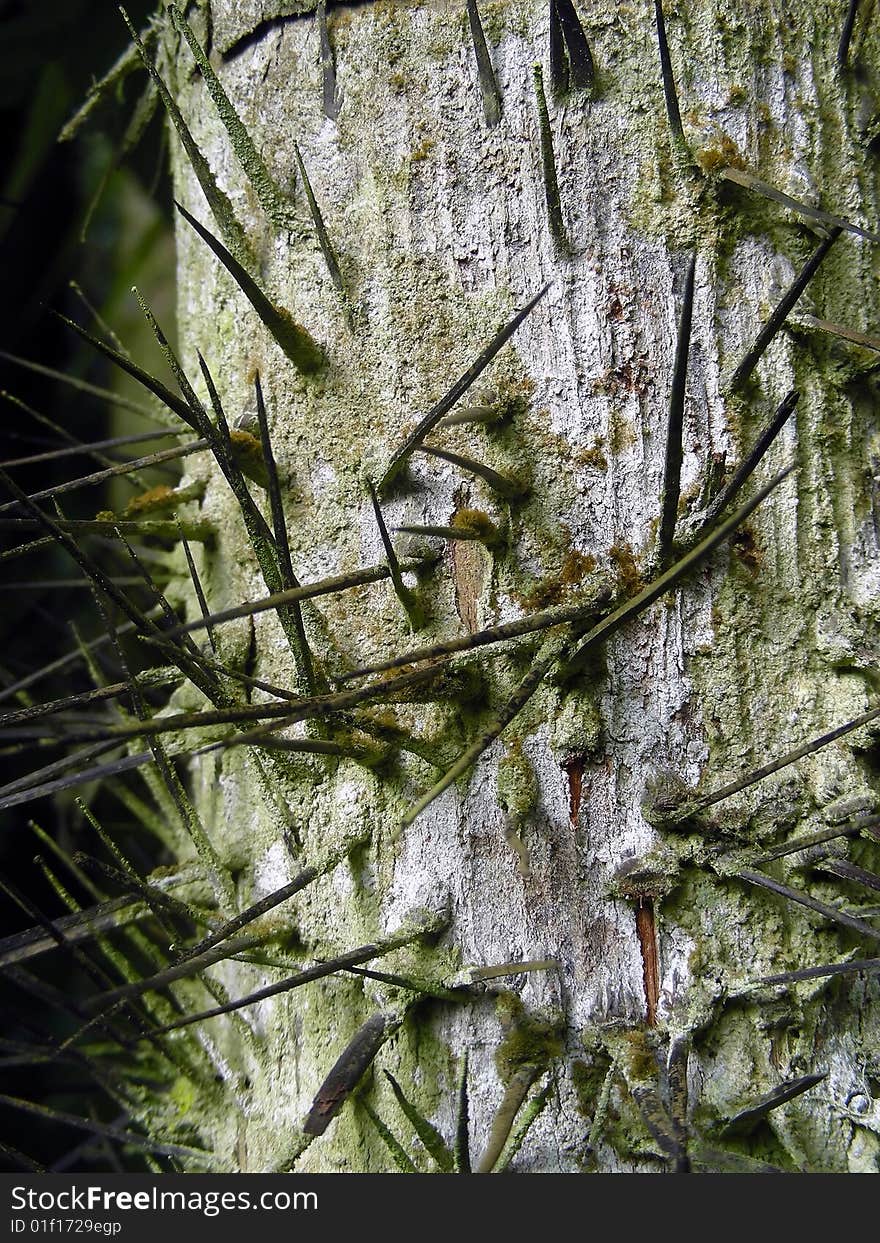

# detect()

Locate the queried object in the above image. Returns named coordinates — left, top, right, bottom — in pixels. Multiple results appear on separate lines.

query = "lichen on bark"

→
left=139, top=0, right=880, bottom=1171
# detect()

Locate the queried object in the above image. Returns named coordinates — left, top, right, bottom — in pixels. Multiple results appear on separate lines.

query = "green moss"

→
left=494, top=993, right=565, bottom=1083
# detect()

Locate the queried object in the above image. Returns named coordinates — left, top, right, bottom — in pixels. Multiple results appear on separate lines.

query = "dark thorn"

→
left=533, top=64, right=567, bottom=254
left=178, top=526, right=216, bottom=653
left=379, top=284, right=549, bottom=490
left=658, top=253, right=696, bottom=568
left=693, top=704, right=880, bottom=813
left=149, top=556, right=434, bottom=643
left=0, top=1094, right=214, bottom=1163
left=0, top=437, right=208, bottom=514
left=253, top=373, right=317, bottom=692
left=466, top=0, right=502, bottom=127
left=338, top=585, right=608, bottom=683
left=0, top=351, right=158, bottom=422
left=50, top=311, right=200, bottom=431
left=817, top=858, right=880, bottom=895
left=303, top=1013, right=393, bottom=1136
left=554, top=0, right=595, bottom=93
left=758, top=957, right=880, bottom=986
left=0, top=894, right=142, bottom=967
left=456, top=1052, right=471, bottom=1174
left=721, top=1073, right=826, bottom=1135
left=729, top=229, right=841, bottom=392
left=701, top=389, right=798, bottom=529
left=418, top=443, right=528, bottom=499
left=654, top=0, right=687, bottom=155
left=293, top=144, right=346, bottom=299
left=367, top=478, right=422, bottom=626
left=718, top=167, right=880, bottom=244
left=175, top=201, right=325, bottom=374
left=837, top=0, right=861, bottom=68
left=316, top=0, right=341, bottom=119
left=736, top=868, right=880, bottom=944
left=549, top=0, right=569, bottom=96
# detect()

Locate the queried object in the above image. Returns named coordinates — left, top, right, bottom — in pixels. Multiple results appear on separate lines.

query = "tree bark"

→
left=154, top=0, right=880, bottom=1172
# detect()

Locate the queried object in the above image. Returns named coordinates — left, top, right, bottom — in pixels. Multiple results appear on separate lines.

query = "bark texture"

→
left=149, top=0, right=880, bottom=1171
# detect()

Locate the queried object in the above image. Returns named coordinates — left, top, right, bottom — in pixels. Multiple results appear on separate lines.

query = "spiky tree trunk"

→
left=137, top=0, right=880, bottom=1171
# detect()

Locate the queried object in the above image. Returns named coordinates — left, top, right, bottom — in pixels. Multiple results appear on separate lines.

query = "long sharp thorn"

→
left=736, top=868, right=880, bottom=943
left=338, top=585, right=608, bottom=683
left=730, top=229, right=841, bottom=391
left=837, top=0, right=861, bottom=68
left=418, top=443, right=528, bottom=500
left=155, top=556, right=434, bottom=642
left=379, top=284, right=549, bottom=490
left=293, top=143, right=347, bottom=301
left=168, top=5, right=294, bottom=229
left=120, top=4, right=253, bottom=268
left=175, top=201, right=325, bottom=374
left=253, top=373, right=317, bottom=692
left=758, top=957, right=880, bottom=986
left=722, top=1074, right=826, bottom=1135
left=177, top=835, right=364, bottom=961
left=554, top=0, right=595, bottom=93
left=456, top=1052, right=471, bottom=1173
left=816, top=858, right=880, bottom=895
left=719, top=167, right=880, bottom=244
left=0, top=894, right=141, bottom=967
left=119, top=924, right=437, bottom=1036
left=50, top=310, right=200, bottom=431
left=533, top=64, right=567, bottom=254
left=693, top=703, right=880, bottom=812
left=565, top=465, right=796, bottom=672
left=178, top=526, right=216, bottom=653
left=367, top=478, right=422, bottom=627
left=466, top=0, right=502, bottom=126
left=799, top=314, right=880, bottom=355
left=654, top=0, right=687, bottom=156
left=701, top=389, right=798, bottom=529
left=658, top=254, right=696, bottom=568
left=304, top=1013, right=397, bottom=1136
left=0, top=428, right=190, bottom=470
left=549, top=0, right=569, bottom=96
left=316, top=0, right=341, bottom=119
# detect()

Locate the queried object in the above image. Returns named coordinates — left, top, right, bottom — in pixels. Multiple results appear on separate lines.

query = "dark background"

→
left=0, top=0, right=175, bottom=1170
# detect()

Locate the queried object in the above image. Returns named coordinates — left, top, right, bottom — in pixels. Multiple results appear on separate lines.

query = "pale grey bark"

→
left=153, top=0, right=880, bottom=1171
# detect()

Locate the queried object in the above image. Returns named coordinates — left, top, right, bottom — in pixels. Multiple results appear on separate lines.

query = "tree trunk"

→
left=147, top=0, right=880, bottom=1172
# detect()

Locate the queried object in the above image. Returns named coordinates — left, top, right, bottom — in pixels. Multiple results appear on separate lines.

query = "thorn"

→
left=418, top=443, right=529, bottom=500
left=0, top=351, right=158, bottom=423
left=721, top=1073, right=826, bottom=1135
left=50, top=310, right=200, bottom=431
left=532, top=64, right=567, bottom=254
left=292, top=143, right=348, bottom=304
left=735, top=868, right=880, bottom=944
left=379, top=284, right=549, bottom=491
left=729, top=229, right=841, bottom=392
left=367, top=479, right=424, bottom=628
left=837, top=0, right=861, bottom=69
left=718, top=167, right=880, bottom=245
left=653, top=0, right=688, bottom=158
left=120, top=5, right=253, bottom=268
left=178, top=526, right=216, bottom=652
left=169, top=5, right=295, bottom=230
left=758, top=956, right=880, bottom=986
left=466, top=0, right=502, bottom=126
left=304, top=1013, right=397, bottom=1136
left=316, top=0, right=341, bottom=119
left=384, top=1071, right=455, bottom=1171
left=175, top=201, right=325, bottom=374
left=455, top=1053, right=471, bottom=1173
left=692, top=703, right=880, bottom=814
left=658, top=254, right=696, bottom=569
left=551, top=0, right=595, bottom=95
left=799, top=314, right=880, bottom=355
left=701, top=390, right=798, bottom=529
